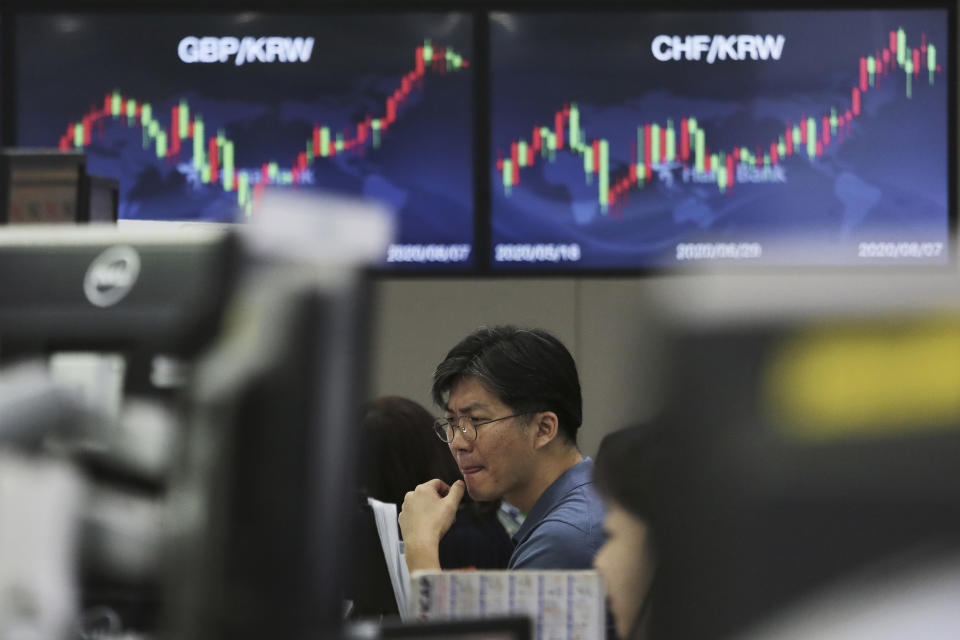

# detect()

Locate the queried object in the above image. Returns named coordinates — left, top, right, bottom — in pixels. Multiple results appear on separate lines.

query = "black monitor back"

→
left=0, top=226, right=239, bottom=359
left=648, top=308, right=960, bottom=639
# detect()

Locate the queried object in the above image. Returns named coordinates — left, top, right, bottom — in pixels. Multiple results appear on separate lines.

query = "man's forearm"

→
left=404, top=538, right=442, bottom=573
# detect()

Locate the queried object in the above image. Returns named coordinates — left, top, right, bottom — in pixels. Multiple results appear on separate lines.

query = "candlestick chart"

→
left=57, top=41, right=466, bottom=219
left=17, top=13, right=475, bottom=268
left=491, top=10, right=951, bottom=269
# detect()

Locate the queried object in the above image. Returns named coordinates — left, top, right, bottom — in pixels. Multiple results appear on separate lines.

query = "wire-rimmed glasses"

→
left=433, top=412, right=530, bottom=443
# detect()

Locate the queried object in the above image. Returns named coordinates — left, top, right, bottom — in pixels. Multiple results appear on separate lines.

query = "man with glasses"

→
left=399, top=326, right=606, bottom=572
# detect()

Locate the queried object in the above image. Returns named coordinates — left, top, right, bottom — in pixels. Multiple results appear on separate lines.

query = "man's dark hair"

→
left=431, top=326, right=583, bottom=444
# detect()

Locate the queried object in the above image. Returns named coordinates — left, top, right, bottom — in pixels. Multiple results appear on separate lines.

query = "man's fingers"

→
left=444, top=479, right=465, bottom=505
left=399, top=478, right=463, bottom=548
left=422, top=478, right=452, bottom=495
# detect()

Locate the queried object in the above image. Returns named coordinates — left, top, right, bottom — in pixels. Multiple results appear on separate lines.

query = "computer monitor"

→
left=16, top=11, right=475, bottom=270
left=643, top=276, right=960, bottom=638
left=0, top=149, right=87, bottom=224
left=489, top=6, right=954, bottom=271
left=357, top=616, right=532, bottom=640
left=0, top=219, right=380, bottom=639
left=0, top=224, right=239, bottom=357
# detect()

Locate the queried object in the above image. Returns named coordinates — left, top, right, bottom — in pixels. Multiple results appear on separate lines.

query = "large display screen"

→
left=16, top=12, right=475, bottom=269
left=490, top=10, right=952, bottom=270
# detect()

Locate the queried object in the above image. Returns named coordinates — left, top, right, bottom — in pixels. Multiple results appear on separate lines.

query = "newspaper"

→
left=367, top=497, right=412, bottom=620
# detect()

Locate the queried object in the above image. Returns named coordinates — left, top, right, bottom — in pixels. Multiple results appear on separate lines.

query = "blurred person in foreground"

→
left=593, top=425, right=663, bottom=640
left=399, top=326, right=605, bottom=573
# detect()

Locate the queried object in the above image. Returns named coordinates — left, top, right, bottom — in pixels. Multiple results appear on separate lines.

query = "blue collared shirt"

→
left=508, top=457, right=607, bottom=569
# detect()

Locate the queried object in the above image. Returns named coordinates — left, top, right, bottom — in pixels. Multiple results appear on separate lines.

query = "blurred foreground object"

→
left=642, top=273, right=960, bottom=639
left=0, top=192, right=391, bottom=640
left=1, top=149, right=119, bottom=225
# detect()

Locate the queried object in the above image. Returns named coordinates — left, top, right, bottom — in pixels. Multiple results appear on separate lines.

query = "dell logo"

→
left=84, top=246, right=142, bottom=308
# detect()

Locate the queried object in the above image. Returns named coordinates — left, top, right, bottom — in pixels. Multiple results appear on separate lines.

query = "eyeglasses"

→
left=433, top=412, right=530, bottom=443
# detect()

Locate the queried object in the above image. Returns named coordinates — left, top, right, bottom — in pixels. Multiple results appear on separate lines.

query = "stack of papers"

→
left=367, top=497, right=411, bottom=620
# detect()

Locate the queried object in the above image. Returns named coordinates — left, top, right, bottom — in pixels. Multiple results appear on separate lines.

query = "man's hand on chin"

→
left=399, top=478, right=465, bottom=573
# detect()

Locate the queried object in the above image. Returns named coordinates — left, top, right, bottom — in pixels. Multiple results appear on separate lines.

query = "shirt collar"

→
left=512, top=457, right=595, bottom=546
